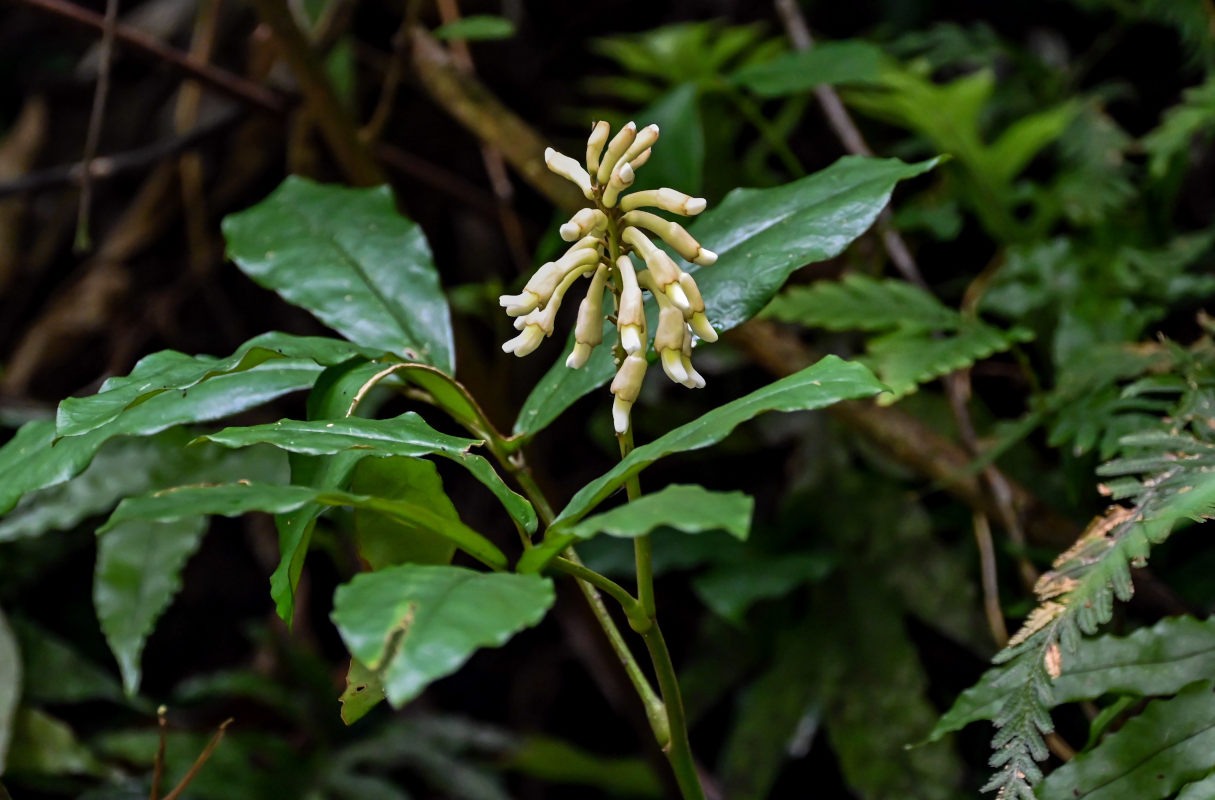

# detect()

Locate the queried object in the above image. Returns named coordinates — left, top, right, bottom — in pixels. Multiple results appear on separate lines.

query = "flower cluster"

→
left=500, top=120, right=719, bottom=435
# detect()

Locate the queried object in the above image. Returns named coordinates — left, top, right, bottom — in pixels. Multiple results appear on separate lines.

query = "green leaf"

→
left=55, top=333, right=387, bottom=438
left=513, top=156, right=937, bottom=436
left=628, top=83, right=705, bottom=196
left=0, top=608, right=17, bottom=774
left=731, top=40, right=888, bottom=96
left=101, top=483, right=507, bottom=571
left=95, top=516, right=209, bottom=695
left=0, top=361, right=321, bottom=516
left=0, top=431, right=286, bottom=543
left=1038, top=681, right=1215, bottom=800
left=570, top=485, right=752, bottom=540
left=432, top=15, right=515, bottom=41
left=266, top=357, right=388, bottom=625
left=500, top=736, right=663, bottom=798
left=352, top=457, right=460, bottom=569
left=981, top=101, right=1080, bottom=185
left=223, top=176, right=455, bottom=371
left=199, top=414, right=535, bottom=533
left=1142, top=75, right=1215, bottom=179
left=761, top=274, right=962, bottom=332
left=339, top=658, right=387, bottom=726
left=928, top=615, right=1215, bottom=743
left=331, top=565, right=553, bottom=706
left=550, top=356, right=884, bottom=529
left=692, top=552, right=834, bottom=623
left=1177, top=770, right=1215, bottom=800
left=4, top=708, right=104, bottom=777
left=12, top=617, right=124, bottom=706
left=865, top=323, right=1033, bottom=403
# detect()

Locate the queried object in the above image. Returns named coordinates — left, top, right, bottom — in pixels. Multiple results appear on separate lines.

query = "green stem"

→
left=551, top=556, right=646, bottom=625
left=489, top=447, right=668, bottom=746
left=617, top=428, right=704, bottom=800
left=640, top=623, right=704, bottom=800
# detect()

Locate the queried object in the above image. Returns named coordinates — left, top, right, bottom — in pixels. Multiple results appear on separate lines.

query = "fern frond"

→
left=762, top=274, right=962, bottom=332
left=866, top=323, right=1033, bottom=403
left=985, top=425, right=1215, bottom=796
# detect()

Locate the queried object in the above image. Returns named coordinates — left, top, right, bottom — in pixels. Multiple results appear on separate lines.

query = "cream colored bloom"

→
left=502, top=120, right=720, bottom=434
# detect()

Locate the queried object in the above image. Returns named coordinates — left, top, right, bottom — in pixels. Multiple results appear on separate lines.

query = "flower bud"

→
left=680, top=327, right=705, bottom=389
left=601, top=161, right=635, bottom=208
left=559, top=208, right=608, bottom=242
left=620, top=209, right=717, bottom=266
left=677, top=273, right=718, bottom=342
left=595, top=121, right=637, bottom=184
left=654, top=306, right=689, bottom=384
left=621, top=227, right=687, bottom=310
left=586, top=120, right=610, bottom=175
left=610, top=353, right=647, bottom=433
left=620, top=123, right=659, bottom=165
left=520, top=244, right=599, bottom=307
left=616, top=255, right=646, bottom=354
left=620, top=188, right=707, bottom=216
left=628, top=148, right=652, bottom=170
left=545, top=147, right=594, bottom=200
left=502, top=323, right=545, bottom=357
left=499, top=291, right=539, bottom=317
left=567, top=264, right=609, bottom=368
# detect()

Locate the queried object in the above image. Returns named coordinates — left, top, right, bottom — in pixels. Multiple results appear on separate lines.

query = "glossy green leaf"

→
left=1039, top=681, right=1215, bottom=800
left=551, top=356, right=884, bottom=528
left=55, top=333, right=387, bottom=438
left=514, top=156, right=936, bottom=436
left=928, top=615, right=1215, bottom=743
left=731, top=40, right=888, bottom=96
left=266, top=357, right=388, bottom=625
left=0, top=361, right=321, bottom=516
left=1176, top=770, right=1215, bottom=800
left=223, top=176, right=455, bottom=371
left=520, top=485, right=753, bottom=573
left=0, top=431, right=285, bottom=543
left=432, top=14, right=515, bottom=41
left=95, top=516, right=208, bottom=694
left=571, top=485, right=752, bottom=540
left=331, top=565, right=554, bottom=706
left=199, top=414, right=535, bottom=533
left=101, top=483, right=507, bottom=570
left=0, top=608, right=17, bottom=775
left=352, top=457, right=460, bottom=569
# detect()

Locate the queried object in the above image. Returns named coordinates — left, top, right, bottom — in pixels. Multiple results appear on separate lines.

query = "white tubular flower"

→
left=504, top=120, right=721, bottom=432
left=586, top=120, right=610, bottom=175
left=621, top=226, right=689, bottom=311
left=601, top=161, right=635, bottom=208
left=567, top=263, right=609, bottom=369
left=545, top=147, right=595, bottom=200
left=677, top=273, right=718, bottom=343
left=654, top=306, right=689, bottom=384
left=595, top=121, right=637, bottom=184
left=503, top=263, right=594, bottom=357
left=620, top=188, right=707, bottom=216
left=616, top=255, right=646, bottom=355
left=620, top=209, right=717, bottom=266
left=559, top=208, right=608, bottom=242
left=610, top=353, right=647, bottom=434
left=620, top=123, right=659, bottom=165
left=680, top=326, right=705, bottom=389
